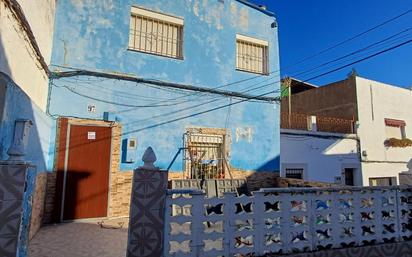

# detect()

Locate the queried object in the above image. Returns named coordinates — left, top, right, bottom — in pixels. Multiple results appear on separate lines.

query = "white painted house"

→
left=356, top=76, right=412, bottom=186
left=281, top=75, right=412, bottom=186
left=280, top=123, right=360, bottom=186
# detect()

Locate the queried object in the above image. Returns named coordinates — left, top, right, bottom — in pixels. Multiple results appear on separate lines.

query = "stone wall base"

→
left=169, top=170, right=280, bottom=191
left=29, top=172, right=47, bottom=239
left=274, top=177, right=335, bottom=188
left=109, top=171, right=133, bottom=217
left=42, top=172, right=56, bottom=224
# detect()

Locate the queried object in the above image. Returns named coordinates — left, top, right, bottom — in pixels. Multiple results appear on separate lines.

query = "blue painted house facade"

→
left=47, top=0, right=280, bottom=220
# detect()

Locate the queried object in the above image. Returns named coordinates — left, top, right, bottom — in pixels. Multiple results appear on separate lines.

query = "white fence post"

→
left=307, top=115, right=317, bottom=132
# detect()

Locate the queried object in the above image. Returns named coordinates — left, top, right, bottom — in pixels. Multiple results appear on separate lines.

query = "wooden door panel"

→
left=63, top=125, right=111, bottom=220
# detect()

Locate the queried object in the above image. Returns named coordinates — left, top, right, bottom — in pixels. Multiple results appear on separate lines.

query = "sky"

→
left=257, top=0, right=412, bottom=88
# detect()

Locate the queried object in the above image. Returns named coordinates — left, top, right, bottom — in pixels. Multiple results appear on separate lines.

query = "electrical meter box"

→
left=124, top=138, right=137, bottom=163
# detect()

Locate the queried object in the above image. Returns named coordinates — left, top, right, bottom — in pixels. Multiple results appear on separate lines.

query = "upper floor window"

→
left=385, top=118, right=406, bottom=139
left=236, top=34, right=269, bottom=75
left=129, top=7, right=184, bottom=59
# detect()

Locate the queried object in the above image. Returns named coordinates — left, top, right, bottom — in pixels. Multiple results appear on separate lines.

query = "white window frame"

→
left=129, top=7, right=184, bottom=59
left=384, top=118, right=407, bottom=139
left=236, top=34, right=269, bottom=75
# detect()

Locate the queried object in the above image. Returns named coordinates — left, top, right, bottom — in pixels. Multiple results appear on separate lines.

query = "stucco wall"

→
left=0, top=73, right=55, bottom=239
left=355, top=76, right=412, bottom=184
left=0, top=0, right=55, bottom=111
left=49, top=0, right=281, bottom=172
left=0, top=74, right=55, bottom=172
left=280, top=129, right=360, bottom=185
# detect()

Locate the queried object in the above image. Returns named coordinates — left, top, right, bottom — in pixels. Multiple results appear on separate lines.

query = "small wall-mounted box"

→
left=103, top=111, right=116, bottom=122
left=124, top=138, right=137, bottom=163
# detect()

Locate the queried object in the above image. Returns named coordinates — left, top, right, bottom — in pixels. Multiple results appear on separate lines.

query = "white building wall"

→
left=280, top=129, right=361, bottom=185
left=0, top=0, right=55, bottom=111
left=355, top=76, right=412, bottom=185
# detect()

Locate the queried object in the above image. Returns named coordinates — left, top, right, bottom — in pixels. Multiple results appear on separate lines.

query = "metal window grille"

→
left=129, top=14, right=183, bottom=59
left=236, top=39, right=268, bottom=75
left=285, top=168, right=303, bottom=179
left=369, top=177, right=396, bottom=186
left=184, top=132, right=227, bottom=180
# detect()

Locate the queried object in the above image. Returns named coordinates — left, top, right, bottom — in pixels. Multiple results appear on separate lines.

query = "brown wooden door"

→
left=63, top=125, right=111, bottom=220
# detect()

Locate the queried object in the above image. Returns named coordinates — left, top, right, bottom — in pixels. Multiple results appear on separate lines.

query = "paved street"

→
left=29, top=219, right=128, bottom=257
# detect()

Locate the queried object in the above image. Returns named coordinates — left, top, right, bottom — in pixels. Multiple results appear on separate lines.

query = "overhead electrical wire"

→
left=120, top=36, right=412, bottom=133
left=46, top=8, right=412, bottom=132
left=281, top=8, right=412, bottom=72
left=51, top=31, right=412, bottom=129
left=303, top=38, right=412, bottom=82
left=54, top=27, right=412, bottom=115
left=52, top=83, right=196, bottom=108
left=112, top=30, right=412, bottom=126
left=51, top=70, right=277, bottom=102
left=49, top=27, right=412, bottom=144
left=290, top=27, right=412, bottom=79
left=50, top=8, right=412, bottom=107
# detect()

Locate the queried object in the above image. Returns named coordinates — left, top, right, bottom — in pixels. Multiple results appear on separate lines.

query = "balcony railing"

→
left=281, top=112, right=355, bottom=134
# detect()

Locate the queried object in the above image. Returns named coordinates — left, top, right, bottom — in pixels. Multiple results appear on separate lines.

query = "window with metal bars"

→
left=236, top=35, right=269, bottom=75
left=285, top=168, right=304, bottom=180
left=369, top=177, right=396, bottom=186
left=184, top=129, right=229, bottom=180
left=128, top=7, right=183, bottom=59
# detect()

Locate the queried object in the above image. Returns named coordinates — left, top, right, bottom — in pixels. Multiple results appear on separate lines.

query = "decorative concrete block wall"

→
left=0, top=163, right=31, bottom=257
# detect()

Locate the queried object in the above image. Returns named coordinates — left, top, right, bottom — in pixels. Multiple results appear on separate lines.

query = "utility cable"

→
left=121, top=37, right=412, bottom=133
left=282, top=8, right=412, bottom=72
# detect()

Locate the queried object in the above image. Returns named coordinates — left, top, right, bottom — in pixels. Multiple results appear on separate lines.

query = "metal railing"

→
left=281, top=112, right=355, bottom=134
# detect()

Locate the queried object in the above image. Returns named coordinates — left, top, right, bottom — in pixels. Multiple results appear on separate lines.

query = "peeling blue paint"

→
left=49, top=0, right=280, bottom=172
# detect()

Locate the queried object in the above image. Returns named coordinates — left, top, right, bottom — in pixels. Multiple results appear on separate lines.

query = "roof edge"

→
left=235, top=0, right=276, bottom=17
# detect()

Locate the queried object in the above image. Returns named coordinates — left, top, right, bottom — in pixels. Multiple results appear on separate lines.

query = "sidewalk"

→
left=29, top=218, right=128, bottom=257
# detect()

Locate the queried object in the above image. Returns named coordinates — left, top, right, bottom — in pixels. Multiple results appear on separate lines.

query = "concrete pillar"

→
left=307, top=115, right=317, bottom=132
left=0, top=120, right=35, bottom=257
left=127, top=147, right=168, bottom=257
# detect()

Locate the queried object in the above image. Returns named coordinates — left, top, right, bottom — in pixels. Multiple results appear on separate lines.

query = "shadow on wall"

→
left=0, top=25, right=55, bottom=170
left=0, top=32, right=11, bottom=125
left=0, top=37, right=55, bottom=241
left=256, top=155, right=280, bottom=172
left=0, top=72, right=55, bottom=171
